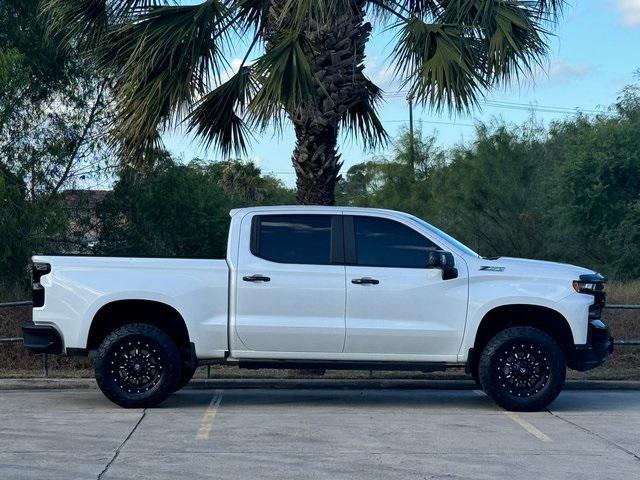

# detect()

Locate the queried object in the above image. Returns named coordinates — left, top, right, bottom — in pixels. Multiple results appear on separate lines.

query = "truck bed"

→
left=32, top=255, right=230, bottom=359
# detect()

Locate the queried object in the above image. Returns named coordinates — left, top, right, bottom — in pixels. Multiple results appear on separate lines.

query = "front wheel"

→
left=479, top=326, right=566, bottom=412
left=174, top=364, right=197, bottom=392
left=94, top=324, right=182, bottom=408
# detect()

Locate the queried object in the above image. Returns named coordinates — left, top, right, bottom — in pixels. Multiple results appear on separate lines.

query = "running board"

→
left=236, top=359, right=454, bottom=372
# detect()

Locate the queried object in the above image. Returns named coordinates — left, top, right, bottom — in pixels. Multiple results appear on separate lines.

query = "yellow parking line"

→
left=195, top=389, right=223, bottom=441
left=503, top=411, right=553, bottom=442
left=473, top=390, right=552, bottom=442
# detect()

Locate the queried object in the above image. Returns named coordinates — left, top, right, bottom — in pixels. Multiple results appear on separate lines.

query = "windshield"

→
left=405, top=215, right=480, bottom=258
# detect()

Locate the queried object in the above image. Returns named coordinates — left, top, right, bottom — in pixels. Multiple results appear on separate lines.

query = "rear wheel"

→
left=479, top=326, right=566, bottom=411
left=94, top=324, right=181, bottom=408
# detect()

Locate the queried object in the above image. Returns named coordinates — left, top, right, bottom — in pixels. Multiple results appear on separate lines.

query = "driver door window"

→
left=350, top=216, right=439, bottom=268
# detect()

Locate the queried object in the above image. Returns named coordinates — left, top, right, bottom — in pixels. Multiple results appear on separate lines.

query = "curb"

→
left=2, top=377, right=640, bottom=391
left=0, top=378, right=97, bottom=390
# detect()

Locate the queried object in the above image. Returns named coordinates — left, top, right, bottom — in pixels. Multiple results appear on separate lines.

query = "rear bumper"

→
left=568, top=319, right=614, bottom=372
left=21, top=324, right=63, bottom=354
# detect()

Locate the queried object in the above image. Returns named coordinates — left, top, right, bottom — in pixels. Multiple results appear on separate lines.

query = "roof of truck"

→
left=229, top=205, right=406, bottom=217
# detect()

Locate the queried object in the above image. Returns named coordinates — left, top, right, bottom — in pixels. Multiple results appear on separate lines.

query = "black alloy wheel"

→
left=108, top=336, right=164, bottom=394
left=494, top=343, right=551, bottom=398
left=94, top=324, right=181, bottom=408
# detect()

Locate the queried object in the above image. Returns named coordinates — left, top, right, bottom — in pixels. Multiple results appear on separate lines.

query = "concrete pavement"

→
left=1, top=388, right=639, bottom=479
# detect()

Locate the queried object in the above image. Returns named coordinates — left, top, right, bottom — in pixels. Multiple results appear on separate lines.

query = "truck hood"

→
left=475, top=256, right=597, bottom=281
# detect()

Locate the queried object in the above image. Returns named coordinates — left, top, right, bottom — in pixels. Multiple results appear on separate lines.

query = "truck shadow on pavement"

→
left=149, top=388, right=640, bottom=414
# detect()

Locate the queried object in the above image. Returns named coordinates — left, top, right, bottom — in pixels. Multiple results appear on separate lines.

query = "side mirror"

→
left=426, top=251, right=458, bottom=280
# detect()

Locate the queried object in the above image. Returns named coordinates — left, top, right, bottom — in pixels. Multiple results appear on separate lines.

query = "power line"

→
left=384, top=90, right=608, bottom=116
left=261, top=93, right=606, bottom=179
left=382, top=119, right=475, bottom=127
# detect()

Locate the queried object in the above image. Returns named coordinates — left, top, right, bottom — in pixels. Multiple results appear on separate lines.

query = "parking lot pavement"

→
left=1, top=388, right=639, bottom=480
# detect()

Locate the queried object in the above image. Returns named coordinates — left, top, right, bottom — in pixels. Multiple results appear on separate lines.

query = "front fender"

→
left=458, top=278, right=592, bottom=361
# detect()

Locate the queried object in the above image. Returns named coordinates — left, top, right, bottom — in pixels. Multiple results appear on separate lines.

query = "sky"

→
left=163, top=0, right=640, bottom=187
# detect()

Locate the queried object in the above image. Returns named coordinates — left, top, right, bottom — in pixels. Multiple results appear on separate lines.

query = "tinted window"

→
left=353, top=216, right=439, bottom=268
left=254, top=215, right=333, bottom=264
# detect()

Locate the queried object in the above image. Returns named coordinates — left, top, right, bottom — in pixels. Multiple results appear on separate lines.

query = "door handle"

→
left=351, top=277, right=379, bottom=285
left=243, top=274, right=271, bottom=282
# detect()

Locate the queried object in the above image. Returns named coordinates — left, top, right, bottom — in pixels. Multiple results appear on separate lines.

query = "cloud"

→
left=618, top=0, right=640, bottom=26
left=364, top=56, right=396, bottom=91
left=546, top=59, right=596, bottom=84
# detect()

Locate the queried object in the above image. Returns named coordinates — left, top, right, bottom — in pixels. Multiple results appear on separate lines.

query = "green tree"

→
left=0, top=165, right=31, bottom=288
left=97, top=155, right=293, bottom=257
left=0, top=0, right=113, bottom=289
left=1, top=0, right=112, bottom=198
left=44, top=0, right=563, bottom=205
left=544, top=81, right=640, bottom=279
left=337, top=127, right=444, bottom=211
left=427, top=122, right=547, bottom=258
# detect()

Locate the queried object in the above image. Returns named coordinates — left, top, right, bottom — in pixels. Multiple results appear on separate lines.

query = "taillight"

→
left=32, top=262, right=51, bottom=308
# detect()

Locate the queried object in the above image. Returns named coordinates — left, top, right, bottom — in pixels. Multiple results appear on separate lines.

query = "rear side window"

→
left=252, top=215, right=334, bottom=265
left=353, top=216, right=439, bottom=268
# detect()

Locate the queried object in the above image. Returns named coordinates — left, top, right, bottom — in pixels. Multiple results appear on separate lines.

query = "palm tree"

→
left=43, top=0, right=562, bottom=205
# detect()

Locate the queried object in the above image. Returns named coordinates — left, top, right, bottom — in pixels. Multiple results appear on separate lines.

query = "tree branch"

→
left=51, top=78, right=108, bottom=194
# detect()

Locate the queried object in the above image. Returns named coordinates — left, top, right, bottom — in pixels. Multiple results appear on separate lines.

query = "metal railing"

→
left=1, top=300, right=640, bottom=376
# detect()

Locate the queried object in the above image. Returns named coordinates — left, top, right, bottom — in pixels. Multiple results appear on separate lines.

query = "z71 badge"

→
left=480, top=266, right=505, bottom=272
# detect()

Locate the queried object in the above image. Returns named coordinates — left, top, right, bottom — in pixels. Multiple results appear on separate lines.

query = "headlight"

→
left=572, top=273, right=606, bottom=293
left=573, top=281, right=600, bottom=293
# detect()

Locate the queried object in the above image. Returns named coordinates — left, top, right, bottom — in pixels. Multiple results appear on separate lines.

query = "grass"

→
left=1, top=281, right=638, bottom=380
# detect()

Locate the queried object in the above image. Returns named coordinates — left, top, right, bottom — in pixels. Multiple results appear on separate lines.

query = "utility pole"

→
left=407, top=93, right=415, bottom=174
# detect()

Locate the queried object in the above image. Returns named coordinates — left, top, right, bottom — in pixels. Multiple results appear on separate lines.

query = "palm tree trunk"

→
left=268, top=0, right=371, bottom=205
left=291, top=117, right=341, bottom=205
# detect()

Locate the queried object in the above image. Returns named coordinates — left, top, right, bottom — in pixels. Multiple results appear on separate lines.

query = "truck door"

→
left=233, top=213, right=346, bottom=354
left=343, top=214, right=468, bottom=359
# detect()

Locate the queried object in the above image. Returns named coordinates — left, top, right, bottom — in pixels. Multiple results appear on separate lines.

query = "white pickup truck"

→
left=22, top=206, right=612, bottom=411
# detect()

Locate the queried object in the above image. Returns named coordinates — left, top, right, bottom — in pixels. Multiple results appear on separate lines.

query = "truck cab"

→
left=22, top=206, right=613, bottom=411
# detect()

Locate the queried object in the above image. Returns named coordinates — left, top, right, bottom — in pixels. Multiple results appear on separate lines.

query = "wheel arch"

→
left=86, top=299, right=191, bottom=355
left=468, top=304, right=574, bottom=378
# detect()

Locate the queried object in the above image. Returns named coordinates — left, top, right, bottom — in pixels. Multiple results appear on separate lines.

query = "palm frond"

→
left=341, top=79, right=389, bottom=149
left=437, top=1, right=549, bottom=83
left=391, top=0, right=561, bottom=112
left=42, top=0, right=109, bottom=47
left=392, top=17, right=488, bottom=112
left=481, top=1, right=548, bottom=82
left=401, top=0, right=443, bottom=17
left=231, top=0, right=270, bottom=34
left=534, top=0, right=565, bottom=21
left=249, top=31, right=317, bottom=127
left=368, top=0, right=442, bottom=23
left=186, top=66, right=258, bottom=156
left=277, top=0, right=329, bottom=29
left=101, top=0, right=230, bottom=159
left=41, top=1, right=174, bottom=48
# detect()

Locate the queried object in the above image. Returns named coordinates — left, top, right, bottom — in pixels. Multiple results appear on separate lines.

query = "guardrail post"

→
left=42, top=354, right=49, bottom=378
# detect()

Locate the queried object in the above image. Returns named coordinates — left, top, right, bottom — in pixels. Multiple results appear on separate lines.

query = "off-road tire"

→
left=471, top=365, right=481, bottom=386
left=174, top=364, right=197, bottom=392
left=479, top=326, right=566, bottom=412
left=94, top=323, right=181, bottom=408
